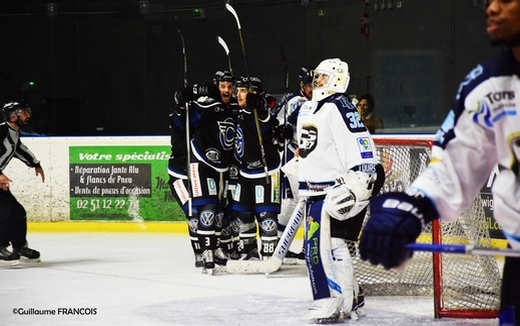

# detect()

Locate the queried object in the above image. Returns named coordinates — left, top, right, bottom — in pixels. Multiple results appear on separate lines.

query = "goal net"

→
left=348, top=135, right=502, bottom=319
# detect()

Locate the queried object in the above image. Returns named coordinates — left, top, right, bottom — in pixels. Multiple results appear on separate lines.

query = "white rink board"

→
left=5, top=135, right=435, bottom=222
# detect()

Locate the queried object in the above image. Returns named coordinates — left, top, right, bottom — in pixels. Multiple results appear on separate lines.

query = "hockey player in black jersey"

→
left=211, top=70, right=241, bottom=264
left=0, top=101, right=44, bottom=266
left=168, top=81, right=235, bottom=274
left=230, top=76, right=281, bottom=260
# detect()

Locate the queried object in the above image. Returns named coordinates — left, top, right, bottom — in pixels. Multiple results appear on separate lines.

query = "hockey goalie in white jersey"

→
left=296, top=58, right=385, bottom=323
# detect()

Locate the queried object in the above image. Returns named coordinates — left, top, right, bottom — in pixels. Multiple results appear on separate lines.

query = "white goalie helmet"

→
left=312, top=58, right=350, bottom=102
left=324, top=170, right=375, bottom=221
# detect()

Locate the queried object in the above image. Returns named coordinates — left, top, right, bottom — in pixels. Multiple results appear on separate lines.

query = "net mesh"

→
left=348, top=138, right=501, bottom=316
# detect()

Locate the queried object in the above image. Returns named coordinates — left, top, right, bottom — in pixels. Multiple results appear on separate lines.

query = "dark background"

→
left=0, top=0, right=501, bottom=136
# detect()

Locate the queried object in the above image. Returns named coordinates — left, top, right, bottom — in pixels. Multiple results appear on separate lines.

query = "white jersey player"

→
left=359, top=1, right=520, bottom=323
left=296, top=58, right=385, bottom=323
left=274, top=66, right=314, bottom=259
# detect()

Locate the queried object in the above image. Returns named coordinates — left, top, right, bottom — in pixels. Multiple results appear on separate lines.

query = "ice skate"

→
left=13, top=244, right=40, bottom=263
left=283, top=249, right=304, bottom=265
left=239, top=248, right=260, bottom=261
left=194, top=253, right=204, bottom=268
left=201, top=250, right=215, bottom=275
left=0, top=247, right=20, bottom=267
left=214, top=248, right=229, bottom=266
left=306, top=297, right=345, bottom=324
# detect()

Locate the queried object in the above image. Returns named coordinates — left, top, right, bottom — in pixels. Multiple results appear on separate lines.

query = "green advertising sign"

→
left=69, top=145, right=184, bottom=221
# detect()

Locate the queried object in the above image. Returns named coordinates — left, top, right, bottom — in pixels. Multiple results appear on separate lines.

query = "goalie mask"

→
left=312, top=58, right=350, bottom=102
left=324, top=170, right=375, bottom=221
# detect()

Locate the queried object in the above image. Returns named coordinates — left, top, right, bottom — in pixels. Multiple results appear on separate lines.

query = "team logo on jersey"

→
left=218, top=118, right=235, bottom=151
left=229, top=165, right=239, bottom=179
left=188, top=218, right=198, bottom=233
left=472, top=91, right=517, bottom=127
left=207, top=178, right=217, bottom=196
left=255, top=185, right=265, bottom=204
left=471, top=100, right=493, bottom=128
left=214, top=211, right=224, bottom=228
left=231, top=218, right=241, bottom=233
left=235, top=126, right=245, bottom=159
left=260, top=218, right=277, bottom=233
left=173, top=179, right=189, bottom=205
left=357, top=137, right=374, bottom=159
left=299, top=124, right=318, bottom=158
left=232, top=183, right=242, bottom=202
left=199, top=210, right=215, bottom=228
left=205, top=148, right=222, bottom=164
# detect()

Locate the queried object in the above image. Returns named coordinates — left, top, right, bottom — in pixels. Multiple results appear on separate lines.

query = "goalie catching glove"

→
left=323, top=170, right=376, bottom=221
left=358, top=191, right=439, bottom=270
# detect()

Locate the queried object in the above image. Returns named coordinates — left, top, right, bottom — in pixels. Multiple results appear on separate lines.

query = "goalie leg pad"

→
left=330, top=237, right=357, bottom=315
left=305, top=200, right=359, bottom=321
left=305, top=200, right=343, bottom=300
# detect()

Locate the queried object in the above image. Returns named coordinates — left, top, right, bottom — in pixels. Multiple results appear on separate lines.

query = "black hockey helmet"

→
left=298, top=66, right=315, bottom=86
left=213, top=70, right=234, bottom=85
left=2, top=100, right=32, bottom=120
left=235, top=76, right=263, bottom=93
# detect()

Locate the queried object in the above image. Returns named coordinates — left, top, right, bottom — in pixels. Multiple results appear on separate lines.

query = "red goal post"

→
left=350, top=135, right=501, bottom=319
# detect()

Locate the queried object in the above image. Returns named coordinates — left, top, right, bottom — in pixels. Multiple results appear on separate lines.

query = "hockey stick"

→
left=225, top=3, right=270, bottom=184
left=217, top=36, right=233, bottom=74
left=226, top=199, right=305, bottom=274
left=177, top=28, right=192, bottom=217
left=406, top=243, right=520, bottom=257
left=280, top=44, right=289, bottom=168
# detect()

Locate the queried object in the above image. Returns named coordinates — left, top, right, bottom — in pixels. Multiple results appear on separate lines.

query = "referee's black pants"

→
left=0, top=189, right=27, bottom=249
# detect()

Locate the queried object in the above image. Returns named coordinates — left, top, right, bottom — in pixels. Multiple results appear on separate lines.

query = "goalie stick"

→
left=225, top=3, right=270, bottom=184
left=226, top=199, right=305, bottom=274
left=407, top=242, right=520, bottom=257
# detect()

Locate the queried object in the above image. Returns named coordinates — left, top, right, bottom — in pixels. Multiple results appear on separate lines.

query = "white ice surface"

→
left=1, top=233, right=498, bottom=326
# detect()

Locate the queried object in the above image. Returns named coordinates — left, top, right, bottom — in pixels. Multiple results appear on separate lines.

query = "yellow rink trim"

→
left=28, top=221, right=188, bottom=233
left=28, top=221, right=306, bottom=239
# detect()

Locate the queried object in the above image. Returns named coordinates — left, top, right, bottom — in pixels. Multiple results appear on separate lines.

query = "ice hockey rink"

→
left=1, top=232, right=499, bottom=326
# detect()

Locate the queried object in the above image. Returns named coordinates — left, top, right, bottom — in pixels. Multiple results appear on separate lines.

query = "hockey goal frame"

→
left=356, top=135, right=502, bottom=319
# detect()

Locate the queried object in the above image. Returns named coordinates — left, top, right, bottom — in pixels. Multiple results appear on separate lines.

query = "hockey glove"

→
left=358, top=191, right=438, bottom=270
left=173, top=87, right=193, bottom=106
left=246, top=93, right=267, bottom=114
left=275, top=124, right=293, bottom=141
left=192, top=83, right=220, bottom=101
